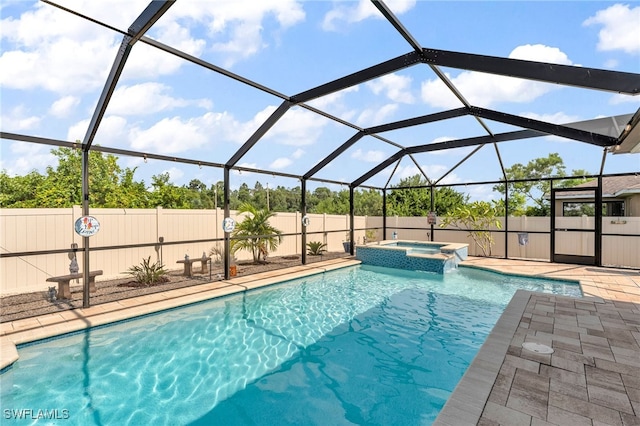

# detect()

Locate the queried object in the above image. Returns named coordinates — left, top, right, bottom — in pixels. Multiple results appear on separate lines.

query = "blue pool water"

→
left=387, top=241, right=442, bottom=254
left=0, top=265, right=581, bottom=425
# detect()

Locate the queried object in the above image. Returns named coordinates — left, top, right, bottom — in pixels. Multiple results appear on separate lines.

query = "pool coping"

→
left=435, top=263, right=581, bottom=426
left=361, top=239, right=468, bottom=259
left=433, top=289, right=612, bottom=425
left=434, top=288, right=534, bottom=425
left=435, top=259, right=640, bottom=425
left=0, top=257, right=361, bottom=371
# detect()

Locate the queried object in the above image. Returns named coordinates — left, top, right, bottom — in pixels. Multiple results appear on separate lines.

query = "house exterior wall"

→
left=628, top=194, right=640, bottom=216
left=553, top=194, right=640, bottom=217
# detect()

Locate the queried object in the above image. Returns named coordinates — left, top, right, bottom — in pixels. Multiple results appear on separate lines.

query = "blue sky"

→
left=1, top=1, right=639, bottom=200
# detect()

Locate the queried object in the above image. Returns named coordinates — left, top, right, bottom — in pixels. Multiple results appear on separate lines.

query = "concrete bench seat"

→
left=46, top=270, right=103, bottom=299
left=176, top=257, right=211, bottom=277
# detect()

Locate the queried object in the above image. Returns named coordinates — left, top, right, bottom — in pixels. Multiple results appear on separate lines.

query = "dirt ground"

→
left=0, top=252, right=351, bottom=323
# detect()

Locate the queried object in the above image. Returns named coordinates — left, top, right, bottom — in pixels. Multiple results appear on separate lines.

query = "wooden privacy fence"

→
left=1, top=208, right=638, bottom=295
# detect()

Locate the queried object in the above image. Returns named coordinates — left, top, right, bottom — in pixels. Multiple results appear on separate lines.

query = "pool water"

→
left=407, top=247, right=441, bottom=255
left=387, top=241, right=442, bottom=254
left=0, top=265, right=580, bottom=425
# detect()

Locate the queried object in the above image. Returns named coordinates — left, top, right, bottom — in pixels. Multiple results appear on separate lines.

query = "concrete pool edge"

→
left=434, top=289, right=533, bottom=425
left=434, top=288, right=614, bottom=425
left=356, top=239, right=469, bottom=273
left=0, top=258, right=361, bottom=371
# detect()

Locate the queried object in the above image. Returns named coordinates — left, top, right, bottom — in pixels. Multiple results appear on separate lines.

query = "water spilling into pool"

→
left=1, top=265, right=580, bottom=425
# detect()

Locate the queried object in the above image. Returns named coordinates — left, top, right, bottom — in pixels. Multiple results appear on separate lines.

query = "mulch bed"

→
left=0, top=252, right=351, bottom=323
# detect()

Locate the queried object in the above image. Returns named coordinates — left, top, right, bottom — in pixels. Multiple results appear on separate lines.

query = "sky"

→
left=1, top=0, right=639, bottom=200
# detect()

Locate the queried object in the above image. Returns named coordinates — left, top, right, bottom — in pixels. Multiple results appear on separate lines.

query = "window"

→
left=606, top=201, right=625, bottom=216
left=562, top=201, right=625, bottom=217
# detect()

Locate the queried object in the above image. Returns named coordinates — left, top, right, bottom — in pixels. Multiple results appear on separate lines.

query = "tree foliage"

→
left=387, top=175, right=467, bottom=216
left=1, top=149, right=487, bottom=219
left=1, top=147, right=149, bottom=208
left=493, top=153, right=592, bottom=216
left=230, top=203, right=283, bottom=263
left=440, top=201, right=502, bottom=256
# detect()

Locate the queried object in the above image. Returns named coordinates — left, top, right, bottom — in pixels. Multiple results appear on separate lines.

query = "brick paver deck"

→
left=436, top=258, right=640, bottom=426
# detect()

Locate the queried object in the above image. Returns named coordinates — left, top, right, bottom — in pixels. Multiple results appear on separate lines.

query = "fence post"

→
left=323, top=213, right=327, bottom=247
left=72, top=205, right=82, bottom=248
left=296, top=211, right=300, bottom=254
left=581, top=215, right=588, bottom=255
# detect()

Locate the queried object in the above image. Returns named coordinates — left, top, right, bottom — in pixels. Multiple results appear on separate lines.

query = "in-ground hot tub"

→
left=355, top=240, right=468, bottom=273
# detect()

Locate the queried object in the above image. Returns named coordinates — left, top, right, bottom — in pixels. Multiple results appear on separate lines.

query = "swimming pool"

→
left=0, top=265, right=580, bottom=425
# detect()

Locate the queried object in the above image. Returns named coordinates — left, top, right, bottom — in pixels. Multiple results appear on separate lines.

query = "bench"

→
left=176, top=257, right=211, bottom=277
left=46, top=270, right=103, bottom=300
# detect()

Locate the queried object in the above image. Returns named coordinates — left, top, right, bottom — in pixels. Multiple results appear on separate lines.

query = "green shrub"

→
left=307, top=241, right=327, bottom=256
left=209, top=242, right=237, bottom=265
left=127, top=256, right=168, bottom=285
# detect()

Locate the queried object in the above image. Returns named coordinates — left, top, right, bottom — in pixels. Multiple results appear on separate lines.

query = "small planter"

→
left=343, top=242, right=351, bottom=253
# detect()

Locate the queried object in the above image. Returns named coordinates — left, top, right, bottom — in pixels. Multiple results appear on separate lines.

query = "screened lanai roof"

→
left=1, top=0, right=639, bottom=191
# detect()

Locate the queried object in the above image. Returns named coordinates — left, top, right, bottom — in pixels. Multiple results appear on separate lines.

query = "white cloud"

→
left=0, top=0, right=302, bottom=96
left=130, top=116, right=209, bottom=153
left=237, top=162, right=257, bottom=169
left=49, top=96, right=80, bottom=118
left=233, top=162, right=258, bottom=176
left=122, top=38, right=204, bottom=81
left=609, top=93, right=640, bottom=105
left=424, top=136, right=467, bottom=156
left=306, top=86, right=359, bottom=110
left=604, top=58, right=619, bottom=69
left=0, top=106, right=41, bottom=131
left=366, top=73, right=415, bottom=104
left=0, top=1, right=138, bottom=93
left=466, top=184, right=496, bottom=202
left=421, top=44, right=574, bottom=109
left=129, top=109, right=255, bottom=154
left=584, top=4, right=640, bottom=55
left=163, top=166, right=184, bottom=182
left=65, top=102, right=321, bottom=156
left=356, top=103, right=398, bottom=126
left=165, top=0, right=305, bottom=67
left=0, top=142, right=54, bottom=176
left=269, top=157, right=293, bottom=169
left=0, top=36, right=117, bottom=94
left=351, top=149, right=386, bottom=163
left=292, top=148, right=305, bottom=159
left=322, top=0, right=415, bottom=31
left=260, top=106, right=328, bottom=146
left=67, top=115, right=128, bottom=145
left=107, top=83, right=211, bottom=116
left=520, top=112, right=582, bottom=125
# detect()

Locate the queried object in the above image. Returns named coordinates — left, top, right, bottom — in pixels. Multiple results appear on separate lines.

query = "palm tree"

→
left=230, top=202, right=283, bottom=263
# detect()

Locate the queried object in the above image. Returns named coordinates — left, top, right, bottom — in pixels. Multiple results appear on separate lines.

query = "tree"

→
left=230, top=202, right=283, bottom=263
left=439, top=201, right=502, bottom=256
left=0, top=170, right=46, bottom=207
left=493, top=153, right=571, bottom=216
left=494, top=155, right=596, bottom=216
left=387, top=175, right=467, bottom=216
left=554, top=169, right=593, bottom=189
left=313, top=189, right=350, bottom=214
left=354, top=188, right=383, bottom=216
left=150, top=173, right=191, bottom=208
left=0, top=147, right=150, bottom=208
